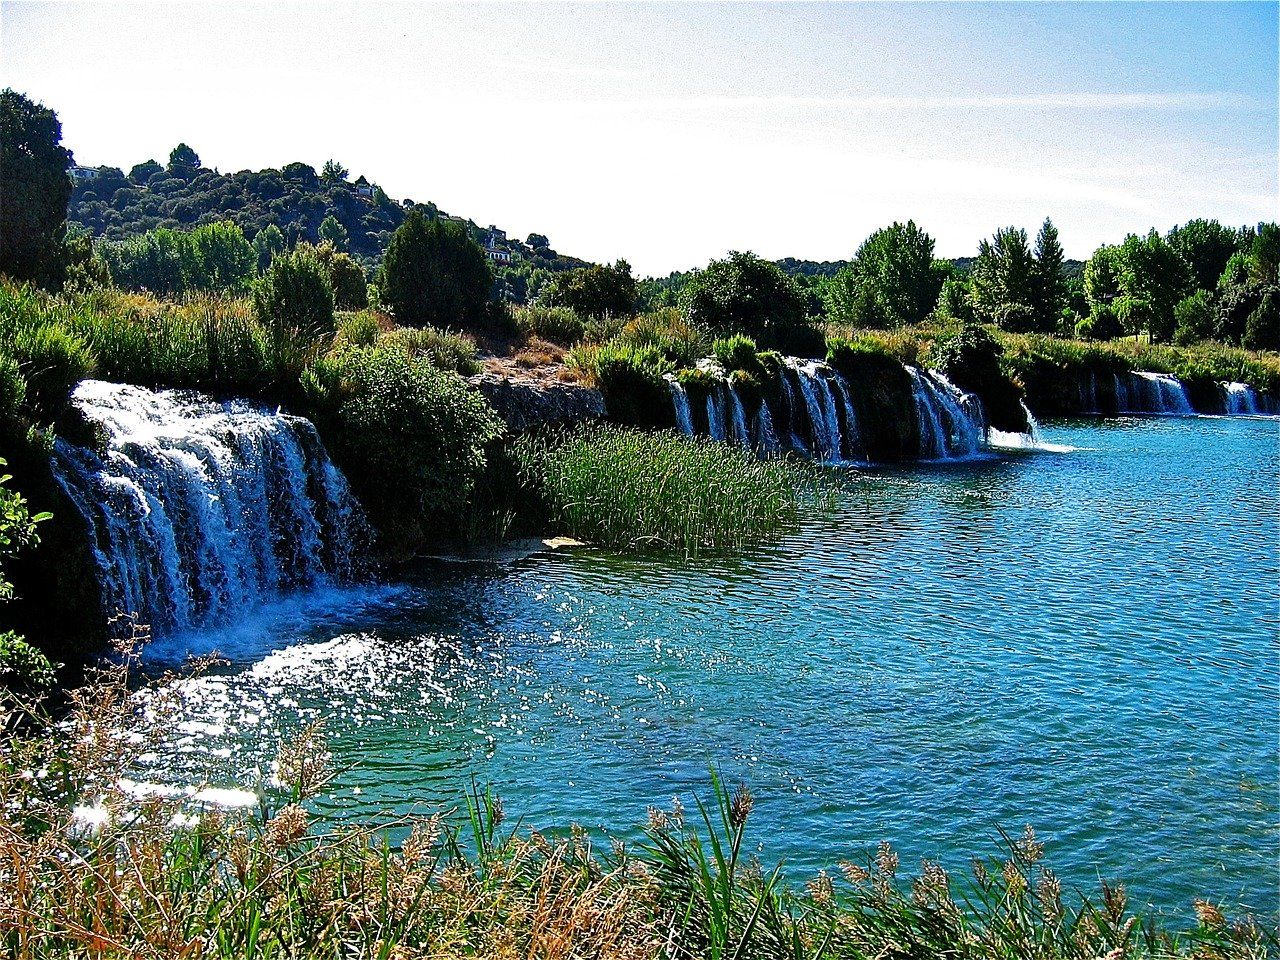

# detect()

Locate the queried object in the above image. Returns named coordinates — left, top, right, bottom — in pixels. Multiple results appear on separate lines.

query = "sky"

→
left=2, top=1, right=1276, bottom=275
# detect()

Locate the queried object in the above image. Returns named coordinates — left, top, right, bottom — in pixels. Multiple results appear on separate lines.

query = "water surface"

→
left=144, top=415, right=1280, bottom=916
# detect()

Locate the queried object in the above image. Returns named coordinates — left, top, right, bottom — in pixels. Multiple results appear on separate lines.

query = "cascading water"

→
left=1129, top=371, right=1193, bottom=415
left=51, top=380, right=368, bottom=637
left=666, top=376, right=695, bottom=435
left=1219, top=381, right=1277, bottom=416
left=906, top=368, right=986, bottom=460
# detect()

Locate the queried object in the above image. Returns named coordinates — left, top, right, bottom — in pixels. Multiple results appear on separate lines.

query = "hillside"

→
left=66, top=147, right=588, bottom=301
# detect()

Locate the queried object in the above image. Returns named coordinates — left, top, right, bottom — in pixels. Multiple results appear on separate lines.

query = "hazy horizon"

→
left=2, top=1, right=1275, bottom=274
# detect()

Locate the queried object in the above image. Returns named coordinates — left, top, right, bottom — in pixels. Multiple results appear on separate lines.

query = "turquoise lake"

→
left=145, top=414, right=1280, bottom=918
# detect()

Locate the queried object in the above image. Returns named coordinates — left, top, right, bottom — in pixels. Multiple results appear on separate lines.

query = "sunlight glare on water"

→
left=140, top=415, right=1280, bottom=917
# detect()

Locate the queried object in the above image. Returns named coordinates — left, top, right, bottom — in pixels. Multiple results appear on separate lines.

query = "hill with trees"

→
left=65, top=145, right=588, bottom=302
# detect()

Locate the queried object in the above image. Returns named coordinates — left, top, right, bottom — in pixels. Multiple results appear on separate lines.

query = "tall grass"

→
left=1, top=645, right=1269, bottom=959
left=516, top=424, right=833, bottom=553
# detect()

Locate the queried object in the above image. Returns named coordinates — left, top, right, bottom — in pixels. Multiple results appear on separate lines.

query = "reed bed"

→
left=1, top=646, right=1270, bottom=960
left=516, top=425, right=833, bottom=554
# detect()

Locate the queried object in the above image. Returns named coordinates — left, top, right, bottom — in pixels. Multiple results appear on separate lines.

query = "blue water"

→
left=147, top=415, right=1279, bottom=917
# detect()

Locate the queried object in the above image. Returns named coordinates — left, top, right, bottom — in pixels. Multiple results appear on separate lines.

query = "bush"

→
left=513, top=304, right=587, bottom=346
left=312, top=241, right=369, bottom=309
left=680, top=251, right=808, bottom=348
left=304, top=345, right=502, bottom=553
left=334, top=309, right=382, bottom=349
left=1242, top=287, right=1279, bottom=351
left=537, top=260, right=637, bottom=319
left=932, top=322, right=1028, bottom=432
left=609, top=309, right=708, bottom=367
left=379, top=324, right=480, bottom=374
left=516, top=425, right=829, bottom=553
left=380, top=211, right=492, bottom=331
left=0, top=629, right=55, bottom=689
left=711, top=334, right=761, bottom=374
left=6, top=322, right=95, bottom=423
left=253, top=244, right=336, bottom=343
left=566, top=341, right=675, bottom=428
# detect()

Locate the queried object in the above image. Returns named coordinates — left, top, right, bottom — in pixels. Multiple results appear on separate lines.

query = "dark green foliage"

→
left=825, top=337, right=919, bottom=459
left=567, top=341, right=676, bottom=429
left=252, top=225, right=285, bottom=272
left=828, top=221, right=943, bottom=328
left=936, top=275, right=974, bottom=323
left=1167, top=219, right=1246, bottom=291
left=932, top=322, right=1028, bottom=432
left=167, top=143, right=200, bottom=172
left=380, top=212, right=492, bottom=331
left=378, top=325, right=480, bottom=375
left=318, top=214, right=349, bottom=250
left=539, top=259, right=637, bottom=319
left=303, top=346, right=502, bottom=554
left=253, top=244, right=336, bottom=351
left=1243, top=287, right=1279, bottom=350
left=1118, top=231, right=1193, bottom=343
left=513, top=305, right=587, bottom=346
left=1076, top=302, right=1122, bottom=341
left=680, top=251, right=808, bottom=347
left=312, top=241, right=368, bottom=309
left=1247, top=222, right=1280, bottom=285
left=101, top=221, right=257, bottom=296
left=0, top=458, right=55, bottom=690
left=0, top=89, right=73, bottom=286
left=970, top=221, right=1065, bottom=333
left=1173, top=289, right=1215, bottom=345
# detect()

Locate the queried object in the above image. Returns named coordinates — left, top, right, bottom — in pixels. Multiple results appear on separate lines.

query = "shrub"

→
left=932, top=322, right=1028, bottom=432
left=380, top=211, right=492, bottom=331
left=312, top=241, right=369, bottom=309
left=538, top=259, right=637, bottom=319
left=253, top=244, right=336, bottom=344
left=0, top=629, right=55, bottom=689
left=566, top=341, right=675, bottom=428
left=612, top=309, right=708, bottom=367
left=304, top=345, right=502, bottom=552
left=513, top=304, right=587, bottom=346
left=334, top=309, right=382, bottom=349
left=1243, top=288, right=1279, bottom=351
left=379, top=324, right=480, bottom=375
left=711, top=333, right=762, bottom=374
left=6, top=322, right=95, bottom=423
left=516, top=425, right=829, bottom=553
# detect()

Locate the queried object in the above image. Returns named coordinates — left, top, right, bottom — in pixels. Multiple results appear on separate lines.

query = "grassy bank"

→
left=2, top=653, right=1270, bottom=960
left=516, top=425, right=834, bottom=554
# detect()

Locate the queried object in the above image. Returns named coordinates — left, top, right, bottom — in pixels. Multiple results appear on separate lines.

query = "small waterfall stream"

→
left=51, top=380, right=367, bottom=637
left=666, top=357, right=987, bottom=462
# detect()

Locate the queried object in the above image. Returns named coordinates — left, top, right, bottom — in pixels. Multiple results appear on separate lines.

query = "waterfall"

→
left=1130, top=371, right=1193, bottom=414
left=907, top=368, right=986, bottom=460
left=782, top=358, right=860, bottom=461
left=988, top=401, right=1076, bottom=453
left=1078, top=369, right=1099, bottom=414
left=666, top=376, right=695, bottom=435
left=51, top=380, right=368, bottom=637
left=1219, top=381, right=1274, bottom=416
left=727, top=387, right=751, bottom=446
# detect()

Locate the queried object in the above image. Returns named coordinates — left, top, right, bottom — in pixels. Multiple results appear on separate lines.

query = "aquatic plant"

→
left=516, top=424, right=831, bottom=553
left=1, top=650, right=1270, bottom=959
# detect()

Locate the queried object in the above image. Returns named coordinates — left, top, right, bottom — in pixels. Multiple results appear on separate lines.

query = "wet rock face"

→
left=469, top=373, right=606, bottom=433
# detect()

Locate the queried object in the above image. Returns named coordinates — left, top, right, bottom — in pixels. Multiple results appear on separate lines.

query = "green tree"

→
left=1166, top=218, right=1244, bottom=291
left=1172, top=289, right=1215, bottom=345
left=253, top=244, right=335, bottom=345
left=379, top=211, right=492, bottom=330
left=1030, top=218, right=1066, bottom=331
left=167, top=142, right=200, bottom=172
left=539, top=260, right=637, bottom=318
left=1247, top=223, right=1280, bottom=286
left=0, top=89, right=73, bottom=286
left=318, top=214, right=349, bottom=251
left=189, top=221, right=256, bottom=291
left=321, top=159, right=349, bottom=183
left=970, top=226, right=1037, bottom=330
left=680, top=251, right=808, bottom=346
left=1242, top=287, right=1279, bottom=350
left=1115, top=231, right=1192, bottom=343
left=128, top=159, right=162, bottom=184
left=1083, top=244, right=1123, bottom=310
left=312, top=241, right=368, bottom=309
left=827, top=221, right=942, bottom=328
left=252, top=224, right=285, bottom=272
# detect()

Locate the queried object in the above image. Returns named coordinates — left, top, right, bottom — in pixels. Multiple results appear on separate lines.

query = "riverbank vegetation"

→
left=516, top=425, right=833, bottom=553
left=2, top=653, right=1270, bottom=960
